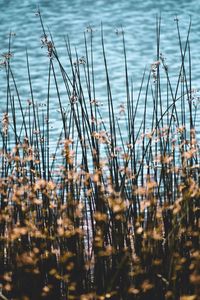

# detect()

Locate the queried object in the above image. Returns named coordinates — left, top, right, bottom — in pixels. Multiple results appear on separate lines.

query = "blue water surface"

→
left=0, top=0, right=199, bottom=154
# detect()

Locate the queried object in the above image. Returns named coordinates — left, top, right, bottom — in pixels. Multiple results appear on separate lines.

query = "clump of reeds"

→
left=0, top=11, right=199, bottom=300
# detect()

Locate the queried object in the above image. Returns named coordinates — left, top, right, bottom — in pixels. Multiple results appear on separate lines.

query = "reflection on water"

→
left=0, top=0, right=199, bottom=152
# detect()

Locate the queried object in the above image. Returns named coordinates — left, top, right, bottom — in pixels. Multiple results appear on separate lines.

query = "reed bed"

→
left=0, top=12, right=199, bottom=300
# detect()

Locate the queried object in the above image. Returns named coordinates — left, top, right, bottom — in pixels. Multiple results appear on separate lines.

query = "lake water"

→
left=0, top=0, right=200, bottom=163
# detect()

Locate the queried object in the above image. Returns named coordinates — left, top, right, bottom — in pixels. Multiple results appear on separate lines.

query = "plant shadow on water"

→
left=0, top=10, right=199, bottom=300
